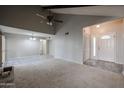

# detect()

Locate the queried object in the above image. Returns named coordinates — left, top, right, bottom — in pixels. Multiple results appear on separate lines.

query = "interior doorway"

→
left=40, top=39, right=48, bottom=55
left=83, top=23, right=116, bottom=63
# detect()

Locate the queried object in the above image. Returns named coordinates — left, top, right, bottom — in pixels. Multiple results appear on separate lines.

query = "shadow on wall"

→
left=0, top=6, right=54, bottom=34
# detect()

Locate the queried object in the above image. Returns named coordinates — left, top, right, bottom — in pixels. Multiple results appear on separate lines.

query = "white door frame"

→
left=82, top=28, right=91, bottom=63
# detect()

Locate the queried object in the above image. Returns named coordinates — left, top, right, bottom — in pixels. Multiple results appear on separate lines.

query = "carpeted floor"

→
left=6, top=55, right=53, bottom=66
left=13, top=58, right=124, bottom=88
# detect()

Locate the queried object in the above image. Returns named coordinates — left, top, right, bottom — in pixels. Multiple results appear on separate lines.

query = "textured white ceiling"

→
left=50, top=6, right=124, bottom=17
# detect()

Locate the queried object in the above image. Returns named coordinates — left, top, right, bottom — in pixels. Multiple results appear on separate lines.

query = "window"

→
left=93, top=37, right=96, bottom=57
left=101, top=35, right=111, bottom=40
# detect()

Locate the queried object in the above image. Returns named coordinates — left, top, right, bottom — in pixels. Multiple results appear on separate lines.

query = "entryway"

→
left=93, top=32, right=115, bottom=62
left=83, top=18, right=124, bottom=73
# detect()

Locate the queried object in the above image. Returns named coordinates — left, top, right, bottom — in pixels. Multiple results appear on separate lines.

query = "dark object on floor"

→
left=3, top=66, right=13, bottom=72
left=0, top=66, right=15, bottom=87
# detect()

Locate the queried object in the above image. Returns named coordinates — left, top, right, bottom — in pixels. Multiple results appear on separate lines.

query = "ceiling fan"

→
left=36, top=10, right=63, bottom=26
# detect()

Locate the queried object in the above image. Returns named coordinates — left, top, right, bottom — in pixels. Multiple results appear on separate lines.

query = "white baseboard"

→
left=54, top=56, right=82, bottom=65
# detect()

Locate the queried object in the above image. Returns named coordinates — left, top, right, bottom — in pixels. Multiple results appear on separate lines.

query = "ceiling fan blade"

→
left=36, top=13, right=47, bottom=19
left=54, top=19, right=63, bottom=23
